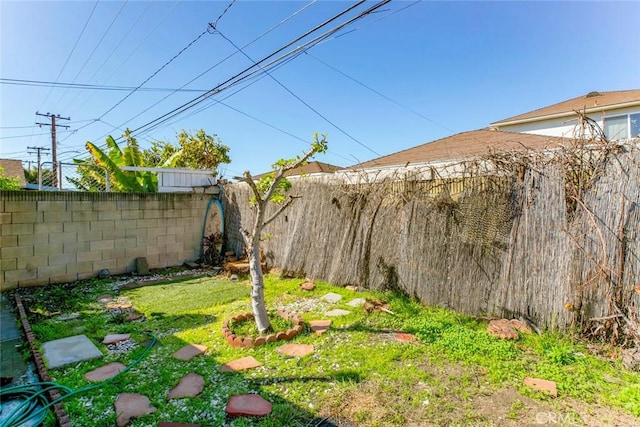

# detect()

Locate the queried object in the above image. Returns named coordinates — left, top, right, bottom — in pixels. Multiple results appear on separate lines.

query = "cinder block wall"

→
left=0, top=191, right=213, bottom=290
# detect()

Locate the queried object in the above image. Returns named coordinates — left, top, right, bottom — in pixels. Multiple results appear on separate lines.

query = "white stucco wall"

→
left=496, top=106, right=640, bottom=139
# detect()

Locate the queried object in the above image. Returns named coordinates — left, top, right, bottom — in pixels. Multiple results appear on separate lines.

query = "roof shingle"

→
left=491, top=89, right=640, bottom=125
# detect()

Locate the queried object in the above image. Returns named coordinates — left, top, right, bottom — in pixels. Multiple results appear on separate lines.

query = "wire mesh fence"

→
left=32, top=162, right=110, bottom=192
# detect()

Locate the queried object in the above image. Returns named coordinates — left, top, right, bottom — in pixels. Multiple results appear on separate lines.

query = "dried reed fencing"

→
left=222, top=141, right=640, bottom=339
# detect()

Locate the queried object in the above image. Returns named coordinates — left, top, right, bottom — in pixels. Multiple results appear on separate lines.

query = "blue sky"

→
left=1, top=0, right=638, bottom=178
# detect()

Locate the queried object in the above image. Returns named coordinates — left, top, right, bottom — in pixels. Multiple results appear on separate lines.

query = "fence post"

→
left=105, top=170, right=111, bottom=192
left=58, top=161, right=63, bottom=191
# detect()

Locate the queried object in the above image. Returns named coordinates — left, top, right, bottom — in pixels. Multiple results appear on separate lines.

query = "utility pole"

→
left=27, top=146, right=50, bottom=190
left=36, top=112, right=70, bottom=188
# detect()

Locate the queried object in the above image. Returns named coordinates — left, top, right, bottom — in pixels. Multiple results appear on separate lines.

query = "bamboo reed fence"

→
left=222, top=140, right=640, bottom=339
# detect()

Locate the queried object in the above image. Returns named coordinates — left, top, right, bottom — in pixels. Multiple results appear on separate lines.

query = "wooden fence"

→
left=222, top=142, right=640, bottom=333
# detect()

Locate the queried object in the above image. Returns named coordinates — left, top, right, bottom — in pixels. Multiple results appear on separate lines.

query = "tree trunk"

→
left=248, top=236, right=271, bottom=333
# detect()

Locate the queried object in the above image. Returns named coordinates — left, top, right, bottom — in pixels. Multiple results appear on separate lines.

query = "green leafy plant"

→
left=0, top=167, right=21, bottom=190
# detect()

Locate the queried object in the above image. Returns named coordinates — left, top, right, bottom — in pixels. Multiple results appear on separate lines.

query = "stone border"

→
left=14, top=294, right=72, bottom=427
left=222, top=311, right=304, bottom=348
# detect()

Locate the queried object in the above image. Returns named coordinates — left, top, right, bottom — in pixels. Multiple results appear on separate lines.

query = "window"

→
left=604, top=115, right=628, bottom=140
left=631, top=113, right=640, bottom=138
left=603, top=113, right=640, bottom=140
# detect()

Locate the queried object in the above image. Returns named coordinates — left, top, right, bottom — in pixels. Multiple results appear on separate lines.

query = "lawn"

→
left=15, top=273, right=640, bottom=426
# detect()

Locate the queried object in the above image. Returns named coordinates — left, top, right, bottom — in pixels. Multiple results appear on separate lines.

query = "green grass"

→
left=17, top=273, right=640, bottom=426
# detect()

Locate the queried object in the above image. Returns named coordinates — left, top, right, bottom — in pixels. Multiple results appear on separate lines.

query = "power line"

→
left=213, top=0, right=237, bottom=27
left=216, top=29, right=381, bottom=156
left=87, top=0, right=321, bottom=146
left=126, top=1, right=378, bottom=138
left=38, top=0, right=99, bottom=110
left=1, top=78, right=208, bottom=93
left=97, top=23, right=212, bottom=121
left=52, top=1, right=129, bottom=111
left=304, top=51, right=456, bottom=133
left=60, top=0, right=155, bottom=113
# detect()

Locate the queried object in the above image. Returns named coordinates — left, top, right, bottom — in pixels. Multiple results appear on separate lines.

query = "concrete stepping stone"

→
left=524, top=377, right=558, bottom=397
left=42, top=334, right=103, bottom=369
left=96, top=294, right=113, bottom=304
left=226, top=394, right=272, bottom=417
left=347, top=298, right=366, bottom=307
left=219, top=356, right=263, bottom=372
left=345, top=285, right=359, bottom=291
left=103, top=334, right=131, bottom=345
left=394, top=333, right=417, bottom=343
left=126, top=312, right=144, bottom=322
left=325, top=309, right=350, bottom=317
left=54, top=312, right=80, bottom=321
left=172, top=344, right=207, bottom=361
left=277, top=343, right=314, bottom=358
left=159, top=423, right=201, bottom=427
left=84, top=362, right=126, bottom=382
left=309, top=319, right=331, bottom=335
left=114, top=393, right=156, bottom=427
left=168, top=373, right=204, bottom=399
left=321, top=292, right=342, bottom=303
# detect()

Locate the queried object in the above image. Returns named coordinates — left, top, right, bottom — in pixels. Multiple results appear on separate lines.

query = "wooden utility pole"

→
left=36, top=112, right=70, bottom=188
left=27, top=146, right=50, bottom=190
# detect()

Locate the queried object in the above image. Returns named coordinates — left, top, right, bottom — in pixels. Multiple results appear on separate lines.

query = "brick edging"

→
left=14, top=294, right=72, bottom=427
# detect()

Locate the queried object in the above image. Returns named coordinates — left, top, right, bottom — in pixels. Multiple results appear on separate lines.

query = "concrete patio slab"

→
left=41, top=334, right=103, bottom=369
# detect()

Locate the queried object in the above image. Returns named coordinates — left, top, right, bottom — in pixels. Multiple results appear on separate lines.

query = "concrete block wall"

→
left=0, top=191, right=212, bottom=290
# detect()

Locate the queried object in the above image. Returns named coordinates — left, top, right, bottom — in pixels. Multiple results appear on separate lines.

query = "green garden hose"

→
left=0, top=333, right=157, bottom=427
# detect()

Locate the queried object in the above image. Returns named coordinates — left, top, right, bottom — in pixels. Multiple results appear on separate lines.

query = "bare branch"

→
left=262, top=195, right=301, bottom=228
left=234, top=171, right=263, bottom=204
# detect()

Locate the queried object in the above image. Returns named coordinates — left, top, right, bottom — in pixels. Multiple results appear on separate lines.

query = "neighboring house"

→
left=343, top=129, right=566, bottom=183
left=251, top=161, right=342, bottom=181
left=490, top=89, right=640, bottom=141
left=0, top=159, right=26, bottom=188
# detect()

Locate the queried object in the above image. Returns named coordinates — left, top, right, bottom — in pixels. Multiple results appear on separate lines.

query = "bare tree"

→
left=234, top=134, right=328, bottom=333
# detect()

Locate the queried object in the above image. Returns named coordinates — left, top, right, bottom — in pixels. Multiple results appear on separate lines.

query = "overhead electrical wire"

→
left=81, top=0, right=319, bottom=153
left=37, top=0, right=99, bottom=111
left=1, top=78, right=208, bottom=93
left=125, top=1, right=382, bottom=139
left=51, top=1, right=130, bottom=111
left=303, top=51, right=456, bottom=133
left=60, top=0, right=155, bottom=113
left=216, top=29, right=381, bottom=156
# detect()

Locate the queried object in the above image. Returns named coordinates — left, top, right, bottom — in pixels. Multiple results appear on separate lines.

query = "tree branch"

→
left=233, top=171, right=263, bottom=204
left=262, top=195, right=301, bottom=228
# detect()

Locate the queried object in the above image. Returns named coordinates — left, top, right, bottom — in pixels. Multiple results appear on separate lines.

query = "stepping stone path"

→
left=394, top=333, right=417, bottom=343
left=126, top=312, right=144, bottom=322
left=103, top=334, right=131, bottom=345
left=325, top=309, right=351, bottom=317
left=114, top=393, right=156, bottom=427
left=487, top=319, right=530, bottom=340
left=219, top=356, right=263, bottom=372
left=309, top=319, right=331, bottom=336
left=226, top=394, right=272, bottom=417
left=321, top=292, right=342, bottom=303
left=347, top=298, right=366, bottom=307
left=84, top=362, right=126, bottom=382
left=168, top=373, right=204, bottom=399
left=277, top=343, right=314, bottom=358
left=524, top=377, right=558, bottom=397
left=172, top=344, right=207, bottom=361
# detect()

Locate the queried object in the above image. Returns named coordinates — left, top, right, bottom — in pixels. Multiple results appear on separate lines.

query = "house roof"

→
left=0, top=158, right=26, bottom=187
left=349, top=129, right=567, bottom=170
left=491, top=89, right=640, bottom=126
left=251, top=161, right=342, bottom=180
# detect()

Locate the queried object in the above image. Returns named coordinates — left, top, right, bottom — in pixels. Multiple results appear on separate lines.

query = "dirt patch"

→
left=320, top=359, right=640, bottom=427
